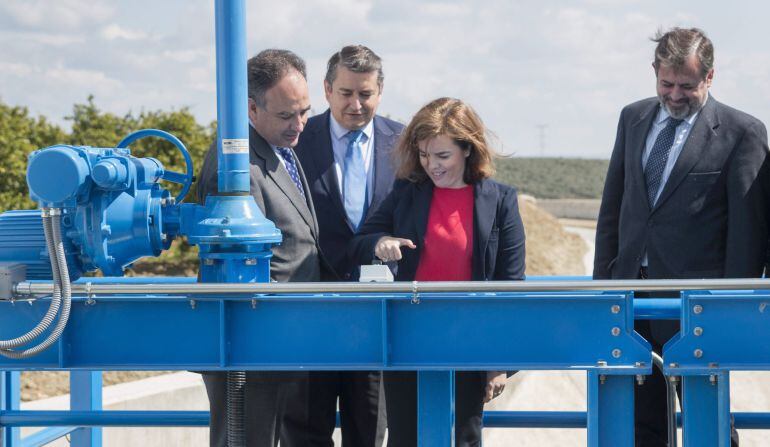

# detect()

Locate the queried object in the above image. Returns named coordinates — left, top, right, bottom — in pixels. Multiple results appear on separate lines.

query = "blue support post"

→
left=1, top=371, right=21, bottom=447
left=417, top=371, right=454, bottom=447
left=586, top=371, right=635, bottom=446
left=69, top=371, right=102, bottom=447
left=681, top=372, right=731, bottom=447
left=214, top=0, right=250, bottom=194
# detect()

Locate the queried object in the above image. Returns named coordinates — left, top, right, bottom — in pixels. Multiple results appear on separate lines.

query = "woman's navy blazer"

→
left=350, top=177, right=526, bottom=281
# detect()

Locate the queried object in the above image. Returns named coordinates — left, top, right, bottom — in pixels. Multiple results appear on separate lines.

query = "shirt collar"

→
left=330, top=113, right=374, bottom=142
left=655, top=94, right=708, bottom=126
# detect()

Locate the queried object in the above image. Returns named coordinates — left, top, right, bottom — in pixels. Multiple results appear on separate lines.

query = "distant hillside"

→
left=494, top=157, right=609, bottom=199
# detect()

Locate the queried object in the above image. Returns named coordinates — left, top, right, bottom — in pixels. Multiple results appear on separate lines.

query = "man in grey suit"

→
left=594, top=28, right=769, bottom=446
left=197, top=49, right=320, bottom=447
left=295, top=45, right=403, bottom=447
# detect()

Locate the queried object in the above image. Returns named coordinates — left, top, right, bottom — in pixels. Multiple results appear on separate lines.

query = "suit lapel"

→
left=314, top=111, right=349, bottom=228
left=472, top=180, right=497, bottom=280
left=629, top=100, right=659, bottom=214
left=369, top=116, right=396, bottom=217
left=250, top=127, right=316, bottom=234
left=413, top=181, right=433, bottom=249
left=653, top=98, right=719, bottom=211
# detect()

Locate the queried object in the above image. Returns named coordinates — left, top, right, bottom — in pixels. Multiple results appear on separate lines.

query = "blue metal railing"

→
left=3, top=277, right=770, bottom=446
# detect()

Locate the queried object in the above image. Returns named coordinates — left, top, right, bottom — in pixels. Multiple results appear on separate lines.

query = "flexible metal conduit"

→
left=1, top=209, right=72, bottom=359
left=13, top=278, right=770, bottom=296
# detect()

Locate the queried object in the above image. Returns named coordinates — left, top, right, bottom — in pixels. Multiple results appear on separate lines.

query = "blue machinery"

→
left=1, top=1, right=770, bottom=446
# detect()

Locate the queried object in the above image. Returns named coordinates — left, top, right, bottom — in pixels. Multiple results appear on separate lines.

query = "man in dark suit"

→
left=294, top=45, right=404, bottom=447
left=594, top=27, right=769, bottom=446
left=197, top=49, right=320, bottom=447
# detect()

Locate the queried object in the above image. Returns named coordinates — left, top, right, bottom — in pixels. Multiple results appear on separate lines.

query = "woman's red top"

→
left=415, top=185, right=474, bottom=281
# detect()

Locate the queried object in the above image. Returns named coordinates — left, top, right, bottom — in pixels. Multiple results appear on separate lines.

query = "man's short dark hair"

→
left=248, top=49, right=307, bottom=108
left=652, top=27, right=714, bottom=78
left=324, top=45, right=383, bottom=88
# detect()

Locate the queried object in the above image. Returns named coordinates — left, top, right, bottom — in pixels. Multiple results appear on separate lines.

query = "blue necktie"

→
left=343, top=130, right=367, bottom=230
left=276, top=147, right=305, bottom=198
left=644, top=117, right=682, bottom=206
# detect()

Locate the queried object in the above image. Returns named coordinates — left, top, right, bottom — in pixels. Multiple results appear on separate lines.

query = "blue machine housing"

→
left=0, top=145, right=178, bottom=279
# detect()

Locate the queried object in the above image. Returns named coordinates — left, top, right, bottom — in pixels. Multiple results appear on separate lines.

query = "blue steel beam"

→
left=21, top=427, right=76, bottom=447
left=587, top=372, right=635, bottom=447
left=0, top=294, right=650, bottom=373
left=665, top=292, right=770, bottom=374
left=417, top=371, right=454, bottom=446
left=4, top=410, right=770, bottom=429
left=69, top=371, right=102, bottom=447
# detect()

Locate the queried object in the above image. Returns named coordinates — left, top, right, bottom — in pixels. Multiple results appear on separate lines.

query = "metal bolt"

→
left=251, top=299, right=257, bottom=309
left=694, top=349, right=703, bottom=358
left=161, top=233, right=167, bottom=242
left=693, top=304, right=703, bottom=314
left=245, top=259, right=257, bottom=266
left=189, top=299, right=196, bottom=310
left=693, top=327, right=703, bottom=336
left=708, top=362, right=719, bottom=369
left=635, top=362, right=646, bottom=367
left=669, top=363, right=679, bottom=369
left=611, top=327, right=621, bottom=336
left=636, top=374, right=645, bottom=386
left=611, top=305, right=621, bottom=314
left=203, top=259, right=215, bottom=266
left=612, top=349, right=622, bottom=358
left=599, top=374, right=607, bottom=385
left=596, top=360, right=608, bottom=367
left=710, top=374, right=718, bottom=385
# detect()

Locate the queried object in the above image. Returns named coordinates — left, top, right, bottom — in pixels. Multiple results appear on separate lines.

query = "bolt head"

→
left=693, top=304, right=703, bottom=314
left=612, top=349, right=622, bottom=358
left=693, top=327, right=703, bottom=336
left=694, top=349, right=703, bottom=358
left=611, top=305, right=621, bottom=314
left=611, top=327, right=621, bottom=336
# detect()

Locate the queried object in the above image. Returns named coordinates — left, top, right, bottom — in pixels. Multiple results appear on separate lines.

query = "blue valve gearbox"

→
left=22, top=144, right=178, bottom=277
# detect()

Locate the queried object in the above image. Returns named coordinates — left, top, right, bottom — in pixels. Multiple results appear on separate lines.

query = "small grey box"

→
left=0, top=263, right=26, bottom=300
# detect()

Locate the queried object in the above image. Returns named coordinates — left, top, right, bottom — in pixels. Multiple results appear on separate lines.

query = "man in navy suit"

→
left=295, top=44, right=404, bottom=447
left=594, top=27, right=769, bottom=446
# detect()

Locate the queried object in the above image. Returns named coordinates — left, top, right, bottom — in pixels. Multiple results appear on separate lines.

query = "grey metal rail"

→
left=12, top=278, right=770, bottom=297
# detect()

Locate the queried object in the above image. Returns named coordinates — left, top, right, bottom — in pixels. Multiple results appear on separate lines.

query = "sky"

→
left=1, top=0, right=768, bottom=159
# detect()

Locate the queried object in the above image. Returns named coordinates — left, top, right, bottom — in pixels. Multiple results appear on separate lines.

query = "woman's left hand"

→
left=484, top=371, right=507, bottom=403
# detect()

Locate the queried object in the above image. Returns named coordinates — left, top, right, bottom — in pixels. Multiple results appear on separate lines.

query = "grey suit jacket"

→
left=196, top=126, right=322, bottom=283
left=594, top=96, right=770, bottom=280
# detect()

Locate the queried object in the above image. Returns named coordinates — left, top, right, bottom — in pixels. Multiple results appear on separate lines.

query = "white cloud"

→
left=0, top=0, right=114, bottom=30
left=101, top=24, right=149, bottom=41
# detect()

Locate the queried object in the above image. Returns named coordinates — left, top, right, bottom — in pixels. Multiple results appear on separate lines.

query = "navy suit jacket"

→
left=594, top=96, right=770, bottom=280
left=349, top=178, right=526, bottom=281
left=295, top=110, right=404, bottom=280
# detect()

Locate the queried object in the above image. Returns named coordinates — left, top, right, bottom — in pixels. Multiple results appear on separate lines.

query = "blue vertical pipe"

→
left=70, top=371, right=103, bottom=447
left=1, top=371, right=21, bottom=447
left=214, top=0, right=250, bottom=194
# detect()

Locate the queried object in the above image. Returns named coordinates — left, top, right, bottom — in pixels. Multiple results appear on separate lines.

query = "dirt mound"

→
left=519, top=195, right=587, bottom=276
